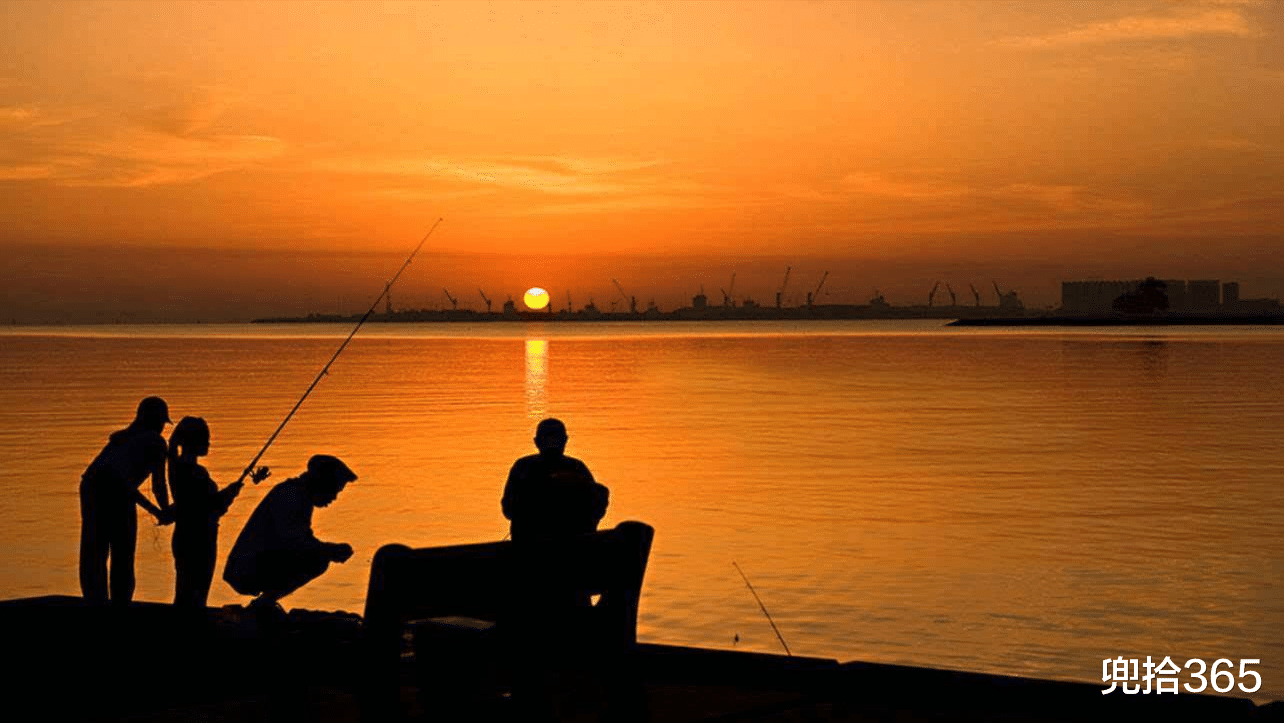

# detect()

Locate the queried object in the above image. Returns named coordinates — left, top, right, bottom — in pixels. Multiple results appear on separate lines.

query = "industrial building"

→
left=1061, top=278, right=1278, bottom=315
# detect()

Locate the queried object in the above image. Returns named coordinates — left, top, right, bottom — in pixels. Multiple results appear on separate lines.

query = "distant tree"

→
left=1113, top=277, right=1169, bottom=315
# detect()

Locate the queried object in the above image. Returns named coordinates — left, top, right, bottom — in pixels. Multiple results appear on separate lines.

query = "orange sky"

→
left=1, top=0, right=1281, bottom=321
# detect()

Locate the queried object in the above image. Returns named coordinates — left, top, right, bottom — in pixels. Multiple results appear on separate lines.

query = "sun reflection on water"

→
left=525, top=338, right=547, bottom=419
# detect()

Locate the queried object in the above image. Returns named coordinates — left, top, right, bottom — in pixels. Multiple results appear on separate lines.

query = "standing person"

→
left=502, top=418, right=609, bottom=544
left=79, top=396, right=174, bottom=606
left=223, top=455, right=356, bottom=617
left=167, top=416, right=268, bottom=609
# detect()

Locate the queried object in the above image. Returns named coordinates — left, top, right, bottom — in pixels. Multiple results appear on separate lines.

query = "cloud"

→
left=2, top=126, right=286, bottom=188
left=501, top=156, right=668, bottom=176
left=818, top=171, right=1157, bottom=235
left=0, top=105, right=86, bottom=129
left=840, top=172, right=971, bottom=200
left=1003, top=5, right=1261, bottom=49
left=313, top=153, right=719, bottom=214
left=56, top=133, right=286, bottom=187
left=317, top=155, right=674, bottom=195
left=0, top=164, right=55, bottom=181
left=130, top=96, right=230, bottom=138
left=1202, top=138, right=1270, bottom=152
left=0, top=86, right=285, bottom=187
left=512, top=194, right=724, bottom=216
left=0, top=106, right=36, bottom=122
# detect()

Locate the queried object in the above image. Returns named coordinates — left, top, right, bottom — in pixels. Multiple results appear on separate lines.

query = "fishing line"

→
left=233, top=218, right=444, bottom=485
left=732, top=560, right=792, bottom=657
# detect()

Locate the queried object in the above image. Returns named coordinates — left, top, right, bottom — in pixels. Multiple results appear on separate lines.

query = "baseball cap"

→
left=136, top=396, right=172, bottom=424
left=307, top=454, right=357, bottom=484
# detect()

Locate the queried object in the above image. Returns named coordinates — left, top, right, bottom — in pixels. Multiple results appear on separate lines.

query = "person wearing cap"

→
left=502, top=418, right=609, bottom=544
left=222, top=454, right=356, bottom=614
left=79, top=396, right=174, bottom=605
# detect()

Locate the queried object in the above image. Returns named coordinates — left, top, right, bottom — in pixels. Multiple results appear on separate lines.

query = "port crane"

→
left=776, top=266, right=791, bottom=309
left=721, top=273, right=736, bottom=307
left=478, top=288, right=492, bottom=313
left=993, top=280, right=1024, bottom=312
left=384, top=281, right=393, bottom=316
left=612, top=278, right=637, bottom=314
left=969, top=283, right=981, bottom=307
left=443, top=288, right=458, bottom=310
left=928, top=281, right=940, bottom=307
left=806, top=271, right=828, bottom=307
left=946, top=283, right=956, bottom=306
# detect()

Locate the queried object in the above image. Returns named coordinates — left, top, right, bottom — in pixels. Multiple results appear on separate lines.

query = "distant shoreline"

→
left=252, top=304, right=1028, bottom=324
left=948, top=314, right=1284, bottom=326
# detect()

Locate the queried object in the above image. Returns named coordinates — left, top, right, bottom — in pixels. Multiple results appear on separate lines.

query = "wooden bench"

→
left=362, top=521, right=654, bottom=720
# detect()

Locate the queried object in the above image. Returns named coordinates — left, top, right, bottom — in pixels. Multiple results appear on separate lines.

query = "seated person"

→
left=223, top=454, right=356, bottom=615
left=502, top=418, right=609, bottom=545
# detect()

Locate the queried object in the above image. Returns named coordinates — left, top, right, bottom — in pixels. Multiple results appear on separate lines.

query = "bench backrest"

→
left=364, top=521, right=654, bottom=649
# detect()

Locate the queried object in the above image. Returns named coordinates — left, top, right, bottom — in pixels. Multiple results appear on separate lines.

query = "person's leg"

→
left=173, top=525, right=198, bottom=607
left=108, top=496, right=137, bottom=606
left=254, top=548, right=331, bottom=605
left=194, top=529, right=217, bottom=609
left=79, top=478, right=109, bottom=604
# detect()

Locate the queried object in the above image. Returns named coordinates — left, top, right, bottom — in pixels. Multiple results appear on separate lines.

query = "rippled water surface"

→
left=1, top=321, right=1280, bottom=700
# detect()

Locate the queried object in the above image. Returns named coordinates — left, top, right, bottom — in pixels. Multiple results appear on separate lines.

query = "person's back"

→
left=504, top=453, right=606, bottom=542
left=170, top=457, right=220, bottom=529
left=502, top=418, right=608, bottom=544
left=86, top=425, right=166, bottom=492
left=223, top=477, right=312, bottom=591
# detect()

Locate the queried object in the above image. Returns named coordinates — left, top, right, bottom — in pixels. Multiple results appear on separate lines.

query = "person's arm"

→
left=583, top=462, right=608, bottom=524
left=150, top=437, right=170, bottom=513
left=134, top=490, right=168, bottom=521
left=501, top=460, right=523, bottom=521
left=215, top=481, right=244, bottom=517
left=592, top=484, right=608, bottom=524
left=215, top=467, right=263, bottom=516
left=325, top=542, right=354, bottom=563
left=266, top=485, right=350, bottom=562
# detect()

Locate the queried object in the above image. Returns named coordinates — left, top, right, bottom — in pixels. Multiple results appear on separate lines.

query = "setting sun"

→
left=523, top=287, right=550, bottom=310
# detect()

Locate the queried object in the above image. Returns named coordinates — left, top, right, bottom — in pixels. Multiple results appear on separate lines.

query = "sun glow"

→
left=523, top=287, right=550, bottom=310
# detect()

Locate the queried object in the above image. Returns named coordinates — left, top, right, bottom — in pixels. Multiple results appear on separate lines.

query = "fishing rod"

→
left=233, top=218, right=444, bottom=486
left=732, top=561, right=792, bottom=657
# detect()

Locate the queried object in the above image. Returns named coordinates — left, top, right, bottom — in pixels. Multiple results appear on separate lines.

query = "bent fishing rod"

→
left=732, top=561, right=792, bottom=657
left=233, top=218, right=444, bottom=486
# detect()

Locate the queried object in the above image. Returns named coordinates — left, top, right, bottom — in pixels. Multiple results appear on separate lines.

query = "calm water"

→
left=1, top=321, right=1281, bottom=700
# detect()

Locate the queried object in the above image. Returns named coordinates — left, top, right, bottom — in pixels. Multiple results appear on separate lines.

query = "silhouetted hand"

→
left=219, top=481, right=245, bottom=515
left=329, top=543, right=354, bottom=564
left=250, top=466, right=271, bottom=484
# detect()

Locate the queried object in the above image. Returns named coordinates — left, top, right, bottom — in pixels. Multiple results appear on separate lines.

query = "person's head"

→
left=534, top=418, right=568, bottom=456
left=168, top=416, right=210, bottom=461
left=134, top=396, right=172, bottom=432
left=302, top=454, right=357, bottom=507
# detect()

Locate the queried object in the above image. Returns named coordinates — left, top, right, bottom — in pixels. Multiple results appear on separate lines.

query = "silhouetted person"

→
left=502, top=418, right=609, bottom=544
left=80, top=396, right=173, bottom=606
left=223, top=455, right=356, bottom=616
left=168, top=416, right=268, bottom=609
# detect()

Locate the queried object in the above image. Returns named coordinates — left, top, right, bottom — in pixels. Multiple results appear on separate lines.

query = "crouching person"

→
left=223, top=454, right=356, bottom=619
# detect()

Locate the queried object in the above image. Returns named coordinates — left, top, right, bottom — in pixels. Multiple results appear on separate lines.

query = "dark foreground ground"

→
left=2, top=596, right=1278, bottom=722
